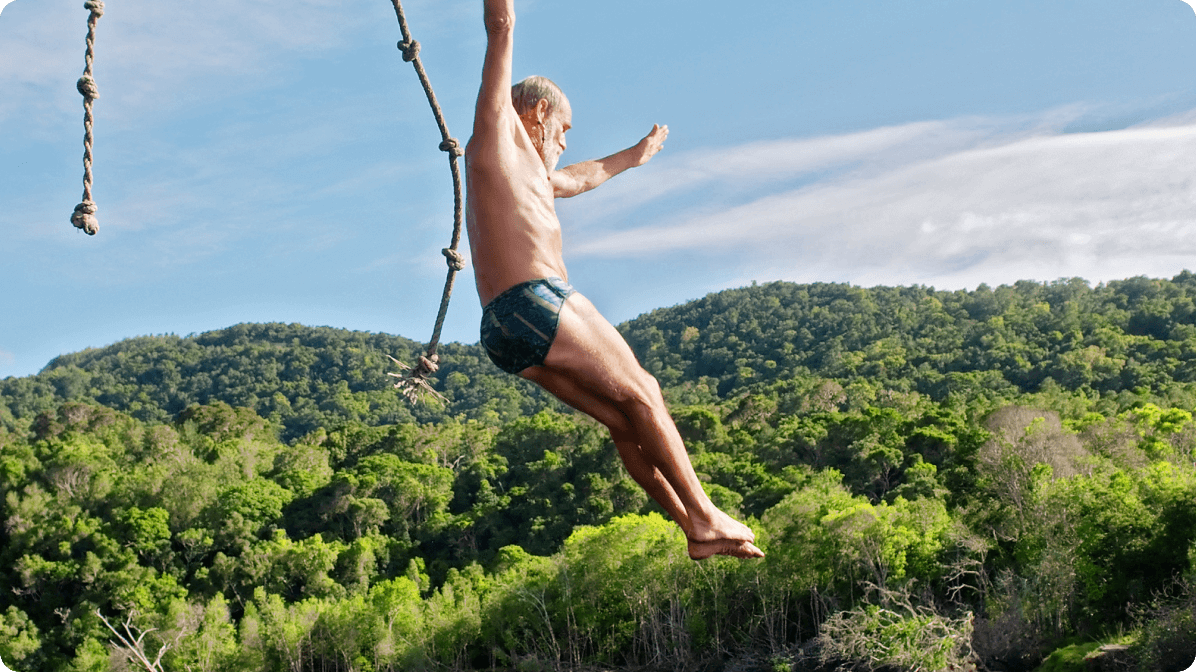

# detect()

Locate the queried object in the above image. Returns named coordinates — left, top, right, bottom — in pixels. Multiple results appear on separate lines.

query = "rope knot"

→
left=438, top=137, right=464, bottom=157
left=84, top=0, right=104, bottom=16
left=72, top=200, right=99, bottom=235
left=386, top=354, right=445, bottom=404
left=397, top=39, right=421, bottom=62
left=415, top=354, right=440, bottom=376
left=77, top=75, right=99, bottom=101
left=442, top=248, right=466, bottom=271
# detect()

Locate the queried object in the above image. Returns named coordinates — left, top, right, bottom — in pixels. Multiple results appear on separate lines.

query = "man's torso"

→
left=465, top=106, right=567, bottom=306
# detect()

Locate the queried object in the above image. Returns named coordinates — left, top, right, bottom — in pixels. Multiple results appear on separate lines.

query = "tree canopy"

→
left=4, top=276, right=1196, bottom=671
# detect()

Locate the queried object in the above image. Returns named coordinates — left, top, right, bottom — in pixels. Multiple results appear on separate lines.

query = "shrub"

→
left=817, top=601, right=974, bottom=671
left=1134, top=581, right=1196, bottom=672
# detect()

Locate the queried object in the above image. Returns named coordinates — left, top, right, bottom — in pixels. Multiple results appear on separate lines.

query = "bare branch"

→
left=96, top=610, right=170, bottom=672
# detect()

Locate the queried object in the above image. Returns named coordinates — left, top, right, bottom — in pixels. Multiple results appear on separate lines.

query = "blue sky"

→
left=3, top=0, right=1196, bottom=379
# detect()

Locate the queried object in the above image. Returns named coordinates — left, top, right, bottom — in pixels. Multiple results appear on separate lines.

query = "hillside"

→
left=3, top=276, right=1196, bottom=671
left=7, top=275, right=1196, bottom=439
left=623, top=274, right=1196, bottom=399
left=0, top=324, right=564, bottom=441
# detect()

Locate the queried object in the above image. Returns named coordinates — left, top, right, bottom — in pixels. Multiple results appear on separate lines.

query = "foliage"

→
left=0, top=605, right=41, bottom=666
left=5, top=276, right=1196, bottom=670
left=817, top=601, right=974, bottom=672
left=0, top=323, right=562, bottom=441
left=625, top=274, right=1196, bottom=405
left=1132, top=579, right=1196, bottom=672
left=12, top=274, right=1196, bottom=441
left=1034, top=641, right=1101, bottom=672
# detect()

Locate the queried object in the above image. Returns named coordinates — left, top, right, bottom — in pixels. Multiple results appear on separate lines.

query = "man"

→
left=465, top=0, right=763, bottom=560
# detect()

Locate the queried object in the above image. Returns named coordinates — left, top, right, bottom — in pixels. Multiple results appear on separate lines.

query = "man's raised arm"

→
left=551, top=124, right=669, bottom=198
left=474, top=0, right=516, bottom=135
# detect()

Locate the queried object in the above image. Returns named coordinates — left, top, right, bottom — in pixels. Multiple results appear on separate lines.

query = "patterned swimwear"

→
left=480, top=277, right=576, bottom=374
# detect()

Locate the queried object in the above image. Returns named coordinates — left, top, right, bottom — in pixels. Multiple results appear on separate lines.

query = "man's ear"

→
left=534, top=97, right=551, bottom=124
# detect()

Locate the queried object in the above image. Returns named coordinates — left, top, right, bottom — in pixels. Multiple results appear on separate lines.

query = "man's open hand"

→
left=634, top=124, right=669, bottom=166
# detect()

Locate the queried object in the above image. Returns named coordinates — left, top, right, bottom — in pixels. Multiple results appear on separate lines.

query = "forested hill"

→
left=0, top=324, right=562, bottom=441
left=6, top=274, right=1196, bottom=671
left=624, top=272, right=1196, bottom=400
left=6, top=273, right=1196, bottom=439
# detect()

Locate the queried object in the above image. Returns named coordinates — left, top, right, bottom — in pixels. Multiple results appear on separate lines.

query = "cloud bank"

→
left=565, top=112, right=1196, bottom=290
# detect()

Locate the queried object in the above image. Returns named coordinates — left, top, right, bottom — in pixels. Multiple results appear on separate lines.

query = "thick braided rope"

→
left=72, top=0, right=104, bottom=236
left=386, top=0, right=466, bottom=403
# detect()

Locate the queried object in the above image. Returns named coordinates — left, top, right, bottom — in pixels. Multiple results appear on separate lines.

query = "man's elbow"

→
left=484, top=11, right=514, bottom=36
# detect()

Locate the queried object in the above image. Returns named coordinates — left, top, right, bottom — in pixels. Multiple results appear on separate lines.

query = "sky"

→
left=3, top=0, right=1196, bottom=379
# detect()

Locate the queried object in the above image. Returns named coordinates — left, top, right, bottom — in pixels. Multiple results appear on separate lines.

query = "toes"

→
left=725, top=541, right=764, bottom=559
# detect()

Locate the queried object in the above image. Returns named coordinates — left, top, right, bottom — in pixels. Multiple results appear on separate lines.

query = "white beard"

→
left=537, top=124, right=562, bottom=172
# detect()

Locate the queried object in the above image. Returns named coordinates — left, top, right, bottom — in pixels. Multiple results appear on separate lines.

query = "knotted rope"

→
left=385, top=0, right=466, bottom=404
left=72, top=0, right=105, bottom=236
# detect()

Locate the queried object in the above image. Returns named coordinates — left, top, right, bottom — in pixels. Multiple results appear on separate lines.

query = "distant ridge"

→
left=0, top=322, right=556, bottom=440
left=6, top=275, right=1196, bottom=439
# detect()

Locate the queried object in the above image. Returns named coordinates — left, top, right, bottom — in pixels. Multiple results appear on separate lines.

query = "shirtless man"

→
left=465, top=0, right=763, bottom=560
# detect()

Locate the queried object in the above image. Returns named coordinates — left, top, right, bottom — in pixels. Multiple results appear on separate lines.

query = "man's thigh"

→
left=538, top=292, right=652, bottom=404
left=520, top=365, right=635, bottom=437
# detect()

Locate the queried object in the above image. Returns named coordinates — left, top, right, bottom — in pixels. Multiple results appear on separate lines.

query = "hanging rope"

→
left=384, top=0, right=466, bottom=404
left=72, top=0, right=105, bottom=236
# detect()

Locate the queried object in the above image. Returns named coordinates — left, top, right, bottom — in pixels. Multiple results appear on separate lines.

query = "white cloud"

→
left=558, top=108, right=1086, bottom=228
left=569, top=113, right=1196, bottom=290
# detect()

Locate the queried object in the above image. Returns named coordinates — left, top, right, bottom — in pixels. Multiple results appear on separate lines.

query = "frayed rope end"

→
left=387, top=354, right=446, bottom=404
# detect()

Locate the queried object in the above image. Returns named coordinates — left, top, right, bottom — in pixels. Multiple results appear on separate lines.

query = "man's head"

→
left=512, top=76, right=571, bottom=172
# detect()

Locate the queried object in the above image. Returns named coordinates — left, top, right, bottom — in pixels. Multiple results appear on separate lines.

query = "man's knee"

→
left=619, top=368, right=665, bottom=413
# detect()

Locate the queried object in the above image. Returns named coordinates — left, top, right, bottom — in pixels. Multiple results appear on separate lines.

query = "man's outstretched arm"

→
left=551, top=124, right=669, bottom=198
left=473, top=0, right=515, bottom=137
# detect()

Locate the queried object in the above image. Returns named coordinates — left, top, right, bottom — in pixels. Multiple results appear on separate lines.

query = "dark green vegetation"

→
left=4, top=276, right=1196, bottom=671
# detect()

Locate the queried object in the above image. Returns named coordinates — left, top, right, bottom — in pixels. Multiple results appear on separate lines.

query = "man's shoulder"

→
left=468, top=107, right=522, bottom=152
left=473, top=99, right=519, bottom=128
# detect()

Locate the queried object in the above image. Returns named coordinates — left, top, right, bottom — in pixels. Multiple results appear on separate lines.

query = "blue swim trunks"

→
left=480, top=277, right=575, bottom=374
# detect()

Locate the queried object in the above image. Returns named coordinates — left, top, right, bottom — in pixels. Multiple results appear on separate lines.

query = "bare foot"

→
left=687, top=538, right=765, bottom=560
left=687, top=506, right=755, bottom=544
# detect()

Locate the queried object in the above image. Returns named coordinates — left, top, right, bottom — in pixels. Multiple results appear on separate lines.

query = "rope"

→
left=385, top=0, right=466, bottom=404
left=72, top=0, right=105, bottom=236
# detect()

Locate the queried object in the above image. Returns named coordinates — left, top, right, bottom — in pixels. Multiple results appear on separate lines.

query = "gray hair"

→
left=511, top=76, right=565, bottom=117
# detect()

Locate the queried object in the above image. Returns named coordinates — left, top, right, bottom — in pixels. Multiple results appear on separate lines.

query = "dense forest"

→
left=3, top=276, right=1196, bottom=671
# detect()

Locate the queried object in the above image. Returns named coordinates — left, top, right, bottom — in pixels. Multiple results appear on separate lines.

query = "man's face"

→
left=540, top=99, right=572, bottom=172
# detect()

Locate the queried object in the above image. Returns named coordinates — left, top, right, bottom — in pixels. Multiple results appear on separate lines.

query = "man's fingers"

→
left=635, top=124, right=668, bottom=166
left=647, top=124, right=668, bottom=152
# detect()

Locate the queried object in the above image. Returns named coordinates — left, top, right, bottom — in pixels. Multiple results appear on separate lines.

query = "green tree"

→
left=0, top=605, right=41, bottom=667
